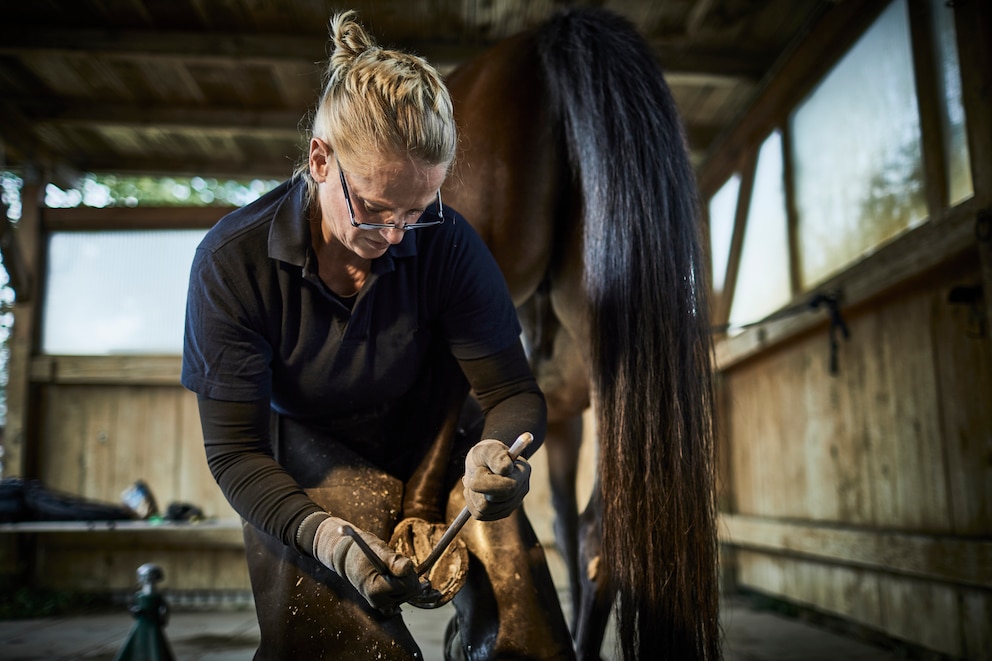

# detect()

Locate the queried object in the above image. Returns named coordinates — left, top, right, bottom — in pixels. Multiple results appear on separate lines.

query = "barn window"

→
left=705, top=0, right=976, bottom=335
left=41, top=230, right=206, bottom=355
left=707, top=173, right=740, bottom=297
left=790, top=0, right=926, bottom=290
left=728, top=130, right=791, bottom=331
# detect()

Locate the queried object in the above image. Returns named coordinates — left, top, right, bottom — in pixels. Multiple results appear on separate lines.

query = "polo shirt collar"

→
left=267, top=177, right=418, bottom=272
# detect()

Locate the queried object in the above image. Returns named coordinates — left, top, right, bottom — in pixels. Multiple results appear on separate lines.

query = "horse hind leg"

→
left=573, top=486, right=613, bottom=661
left=518, top=287, right=591, bottom=640
left=544, top=415, right=583, bottom=627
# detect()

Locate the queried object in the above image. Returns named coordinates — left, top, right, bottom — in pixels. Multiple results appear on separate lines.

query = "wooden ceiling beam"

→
left=23, top=102, right=305, bottom=139
left=647, top=40, right=770, bottom=79
left=23, top=100, right=719, bottom=153
left=66, top=153, right=294, bottom=180
left=0, top=99, right=83, bottom=188
left=0, top=27, right=327, bottom=65
left=8, top=93, right=719, bottom=176
left=0, top=25, right=766, bottom=79
left=43, top=205, right=234, bottom=231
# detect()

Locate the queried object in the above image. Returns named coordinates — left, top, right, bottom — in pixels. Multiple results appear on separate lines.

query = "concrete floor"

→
left=0, top=596, right=909, bottom=661
left=0, top=551, right=907, bottom=660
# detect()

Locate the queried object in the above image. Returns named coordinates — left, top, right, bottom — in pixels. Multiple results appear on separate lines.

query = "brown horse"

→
left=442, top=8, right=720, bottom=661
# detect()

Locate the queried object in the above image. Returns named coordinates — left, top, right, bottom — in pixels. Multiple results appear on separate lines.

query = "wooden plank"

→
left=736, top=549, right=885, bottom=631
left=907, top=0, right=949, bottom=218
left=727, top=348, right=811, bottom=518
left=112, top=387, right=179, bottom=510
left=946, top=0, right=992, bottom=385
left=42, top=204, right=233, bottom=231
left=165, top=546, right=250, bottom=591
left=775, top=350, right=808, bottom=519
left=147, top=388, right=181, bottom=508
left=37, top=544, right=249, bottom=591
left=878, top=572, right=962, bottom=657
left=6, top=521, right=248, bottom=593
left=816, top=562, right=882, bottom=630
left=55, top=150, right=295, bottom=180
left=714, top=374, right=735, bottom=513
left=931, top=269, right=992, bottom=535
left=0, top=211, right=31, bottom=297
left=3, top=179, right=43, bottom=479
left=712, top=153, right=756, bottom=331
left=871, top=292, right=948, bottom=529
left=33, top=102, right=303, bottom=138
left=736, top=548, right=785, bottom=596
left=30, top=355, right=183, bottom=385
left=801, top=328, right=873, bottom=524
left=724, top=360, right=761, bottom=516
left=781, top=122, right=801, bottom=297
left=39, top=386, right=87, bottom=495
left=79, top=386, right=117, bottom=503
left=0, top=27, right=327, bottom=65
left=39, top=383, right=238, bottom=520
left=960, top=587, right=992, bottom=659
left=776, top=553, right=883, bottom=631
left=850, top=309, right=896, bottom=527
left=720, top=514, right=992, bottom=589
left=41, top=385, right=192, bottom=509
left=725, top=332, right=875, bottom=523
left=830, top=311, right=878, bottom=528
left=734, top=548, right=983, bottom=658
left=0, top=519, right=241, bottom=535
left=952, top=0, right=992, bottom=395
left=953, top=0, right=991, bottom=200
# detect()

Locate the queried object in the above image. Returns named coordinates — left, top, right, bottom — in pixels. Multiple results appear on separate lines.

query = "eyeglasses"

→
left=337, top=160, right=446, bottom=231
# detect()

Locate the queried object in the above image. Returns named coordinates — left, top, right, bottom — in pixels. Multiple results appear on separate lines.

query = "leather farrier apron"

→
left=241, top=346, right=574, bottom=660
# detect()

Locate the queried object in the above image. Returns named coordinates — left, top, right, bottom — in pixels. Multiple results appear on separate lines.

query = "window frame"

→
left=699, top=0, right=989, bottom=369
left=28, top=204, right=232, bottom=383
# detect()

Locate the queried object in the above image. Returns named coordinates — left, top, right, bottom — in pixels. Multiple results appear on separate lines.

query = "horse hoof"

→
left=443, top=616, right=468, bottom=661
left=390, top=517, right=469, bottom=608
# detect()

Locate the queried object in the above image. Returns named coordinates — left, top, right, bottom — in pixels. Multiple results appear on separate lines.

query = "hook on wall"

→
left=809, top=291, right=849, bottom=376
left=948, top=284, right=986, bottom=339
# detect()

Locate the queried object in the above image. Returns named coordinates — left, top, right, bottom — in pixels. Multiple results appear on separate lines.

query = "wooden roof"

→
left=0, top=0, right=830, bottom=183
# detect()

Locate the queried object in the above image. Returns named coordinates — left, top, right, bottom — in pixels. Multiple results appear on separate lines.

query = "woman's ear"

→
left=309, top=138, right=331, bottom=183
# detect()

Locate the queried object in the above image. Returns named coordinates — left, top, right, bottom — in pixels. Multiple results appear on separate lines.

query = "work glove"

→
left=313, top=516, right=421, bottom=611
left=463, top=438, right=531, bottom=521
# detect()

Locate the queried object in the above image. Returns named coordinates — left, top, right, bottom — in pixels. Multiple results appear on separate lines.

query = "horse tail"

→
left=537, top=9, right=720, bottom=660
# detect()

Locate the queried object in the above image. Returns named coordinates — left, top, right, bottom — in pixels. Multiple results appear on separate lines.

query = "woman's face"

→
left=310, top=138, right=448, bottom=261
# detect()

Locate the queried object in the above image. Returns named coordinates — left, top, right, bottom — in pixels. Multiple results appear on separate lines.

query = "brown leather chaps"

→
left=242, top=351, right=573, bottom=660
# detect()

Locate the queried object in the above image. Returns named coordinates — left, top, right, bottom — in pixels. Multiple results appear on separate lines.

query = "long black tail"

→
left=538, top=9, right=720, bottom=660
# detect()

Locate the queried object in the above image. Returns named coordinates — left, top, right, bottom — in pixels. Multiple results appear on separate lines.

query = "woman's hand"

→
left=462, top=438, right=532, bottom=521
left=312, top=516, right=421, bottom=611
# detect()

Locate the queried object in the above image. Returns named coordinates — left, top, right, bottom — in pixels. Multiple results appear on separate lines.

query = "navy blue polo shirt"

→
left=181, top=177, right=520, bottom=424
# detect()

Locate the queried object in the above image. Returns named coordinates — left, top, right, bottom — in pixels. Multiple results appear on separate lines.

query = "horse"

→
left=441, top=8, right=720, bottom=661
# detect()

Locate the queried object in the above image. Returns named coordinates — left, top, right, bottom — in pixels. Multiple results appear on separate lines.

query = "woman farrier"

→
left=182, top=10, right=574, bottom=660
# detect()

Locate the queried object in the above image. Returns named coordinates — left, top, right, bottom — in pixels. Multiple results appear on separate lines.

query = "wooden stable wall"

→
left=20, top=356, right=588, bottom=594
left=0, top=204, right=253, bottom=596
left=21, top=358, right=247, bottom=594
left=7, top=334, right=584, bottom=597
left=707, top=1, right=992, bottom=658
left=716, top=254, right=991, bottom=657
left=37, top=367, right=216, bottom=511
